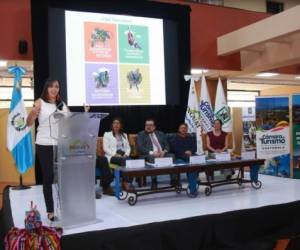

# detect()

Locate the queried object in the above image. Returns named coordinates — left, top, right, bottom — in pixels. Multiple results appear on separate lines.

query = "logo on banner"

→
left=11, top=113, right=26, bottom=132
left=256, top=126, right=289, bottom=159
left=259, top=134, right=286, bottom=144
left=186, top=106, right=201, bottom=129
left=215, top=106, right=230, bottom=124
left=69, top=139, right=90, bottom=155
left=199, top=100, right=214, bottom=132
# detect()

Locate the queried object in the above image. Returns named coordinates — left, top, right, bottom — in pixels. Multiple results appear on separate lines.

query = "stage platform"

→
left=2, top=174, right=300, bottom=250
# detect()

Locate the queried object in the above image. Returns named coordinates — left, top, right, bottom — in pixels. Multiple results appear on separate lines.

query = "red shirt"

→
left=207, top=131, right=227, bottom=152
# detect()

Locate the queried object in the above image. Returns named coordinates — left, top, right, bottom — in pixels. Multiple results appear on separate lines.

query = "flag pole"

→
left=12, top=175, right=31, bottom=190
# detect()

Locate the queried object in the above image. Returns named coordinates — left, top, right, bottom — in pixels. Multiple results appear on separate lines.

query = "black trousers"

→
left=36, top=145, right=54, bottom=213
left=96, top=156, right=113, bottom=189
left=110, top=156, right=129, bottom=167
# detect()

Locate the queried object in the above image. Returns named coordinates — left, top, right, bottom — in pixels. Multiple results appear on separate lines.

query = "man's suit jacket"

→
left=137, top=130, right=170, bottom=155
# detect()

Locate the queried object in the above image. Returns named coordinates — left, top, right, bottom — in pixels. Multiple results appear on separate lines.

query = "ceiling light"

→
left=0, top=60, right=7, bottom=67
left=256, top=72, right=279, bottom=77
left=191, top=68, right=208, bottom=74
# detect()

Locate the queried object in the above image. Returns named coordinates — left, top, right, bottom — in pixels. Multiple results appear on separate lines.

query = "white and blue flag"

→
left=185, top=76, right=203, bottom=154
left=6, top=66, right=33, bottom=174
left=214, top=78, right=232, bottom=132
left=199, top=74, right=215, bottom=133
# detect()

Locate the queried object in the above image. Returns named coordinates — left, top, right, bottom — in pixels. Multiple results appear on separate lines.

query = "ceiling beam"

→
left=240, top=38, right=300, bottom=72
left=217, top=5, right=300, bottom=56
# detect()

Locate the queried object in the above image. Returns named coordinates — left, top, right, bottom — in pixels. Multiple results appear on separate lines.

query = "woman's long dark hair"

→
left=111, top=117, right=125, bottom=138
left=40, top=79, right=63, bottom=110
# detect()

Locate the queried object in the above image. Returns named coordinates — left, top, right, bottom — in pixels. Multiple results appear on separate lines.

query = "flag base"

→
left=11, top=184, right=31, bottom=190
left=11, top=175, right=32, bottom=190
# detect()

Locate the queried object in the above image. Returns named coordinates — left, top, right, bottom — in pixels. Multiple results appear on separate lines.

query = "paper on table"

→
left=154, top=157, right=173, bottom=167
left=215, top=152, right=231, bottom=162
left=126, top=159, right=145, bottom=169
left=189, top=155, right=206, bottom=164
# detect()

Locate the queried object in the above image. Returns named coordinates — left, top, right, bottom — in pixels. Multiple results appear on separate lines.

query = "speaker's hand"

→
left=83, top=103, right=90, bottom=112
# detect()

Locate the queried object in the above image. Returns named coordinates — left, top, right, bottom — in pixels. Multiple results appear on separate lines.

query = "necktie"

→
left=150, top=133, right=162, bottom=152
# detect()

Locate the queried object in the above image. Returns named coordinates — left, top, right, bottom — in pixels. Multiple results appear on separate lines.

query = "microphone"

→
left=53, top=101, right=65, bottom=119
left=56, top=101, right=64, bottom=111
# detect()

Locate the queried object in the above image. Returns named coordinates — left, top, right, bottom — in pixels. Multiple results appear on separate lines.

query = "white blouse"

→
left=35, top=99, right=68, bottom=146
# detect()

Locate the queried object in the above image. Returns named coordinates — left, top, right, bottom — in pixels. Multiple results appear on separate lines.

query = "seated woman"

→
left=206, top=119, right=232, bottom=180
left=169, top=123, right=198, bottom=195
left=171, top=123, right=197, bottom=162
left=103, top=117, right=132, bottom=188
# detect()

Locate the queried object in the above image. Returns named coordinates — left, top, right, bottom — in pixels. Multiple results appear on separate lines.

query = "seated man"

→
left=137, top=119, right=175, bottom=189
left=169, top=123, right=198, bottom=195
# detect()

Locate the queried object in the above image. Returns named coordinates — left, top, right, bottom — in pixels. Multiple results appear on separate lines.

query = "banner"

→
left=242, top=106, right=256, bottom=152
left=256, top=96, right=290, bottom=177
left=185, top=77, right=203, bottom=154
left=6, top=66, right=34, bottom=174
left=292, top=94, right=300, bottom=175
left=214, top=78, right=232, bottom=132
left=199, top=75, right=214, bottom=133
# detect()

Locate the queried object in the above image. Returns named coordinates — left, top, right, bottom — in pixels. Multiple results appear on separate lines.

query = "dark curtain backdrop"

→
left=31, top=0, right=191, bottom=184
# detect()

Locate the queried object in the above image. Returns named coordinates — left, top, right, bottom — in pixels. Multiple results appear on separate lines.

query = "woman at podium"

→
left=26, top=79, right=68, bottom=221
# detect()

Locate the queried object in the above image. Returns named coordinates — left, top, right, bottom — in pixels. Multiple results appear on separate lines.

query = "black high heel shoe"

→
left=47, top=213, right=58, bottom=222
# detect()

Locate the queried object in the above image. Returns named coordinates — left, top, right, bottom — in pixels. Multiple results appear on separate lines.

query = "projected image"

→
left=119, top=24, right=149, bottom=64
left=84, top=22, right=117, bottom=62
left=127, top=69, right=142, bottom=91
left=91, top=29, right=111, bottom=48
left=127, top=27, right=142, bottom=49
left=120, top=65, right=150, bottom=104
left=93, top=67, right=110, bottom=88
left=65, top=11, right=165, bottom=106
left=85, top=63, right=119, bottom=105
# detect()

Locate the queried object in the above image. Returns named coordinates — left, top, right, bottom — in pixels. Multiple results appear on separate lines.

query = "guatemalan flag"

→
left=6, top=66, right=33, bottom=174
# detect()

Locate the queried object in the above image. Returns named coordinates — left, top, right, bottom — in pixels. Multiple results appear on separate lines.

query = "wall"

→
left=0, top=108, right=35, bottom=184
left=260, top=85, right=300, bottom=96
left=158, top=0, right=270, bottom=70
left=224, top=0, right=265, bottom=12
left=0, top=0, right=269, bottom=71
left=224, top=0, right=300, bottom=12
left=0, top=0, right=32, bottom=60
